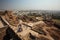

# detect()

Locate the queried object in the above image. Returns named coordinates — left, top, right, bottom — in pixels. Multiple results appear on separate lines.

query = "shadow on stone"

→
left=3, top=27, right=21, bottom=40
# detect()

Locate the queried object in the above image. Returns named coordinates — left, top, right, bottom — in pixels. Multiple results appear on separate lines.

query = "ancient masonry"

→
left=0, top=10, right=60, bottom=40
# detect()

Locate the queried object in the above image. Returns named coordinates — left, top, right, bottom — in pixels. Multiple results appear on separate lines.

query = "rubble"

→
left=0, top=10, right=60, bottom=40
left=2, top=10, right=19, bottom=26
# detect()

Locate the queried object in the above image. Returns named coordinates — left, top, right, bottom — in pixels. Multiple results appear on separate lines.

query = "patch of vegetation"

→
left=53, top=19, right=60, bottom=25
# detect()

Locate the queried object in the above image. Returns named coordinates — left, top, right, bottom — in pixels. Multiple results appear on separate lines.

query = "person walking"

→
left=17, top=24, right=22, bottom=32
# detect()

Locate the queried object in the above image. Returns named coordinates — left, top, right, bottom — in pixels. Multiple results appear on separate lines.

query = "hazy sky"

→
left=0, top=0, right=60, bottom=10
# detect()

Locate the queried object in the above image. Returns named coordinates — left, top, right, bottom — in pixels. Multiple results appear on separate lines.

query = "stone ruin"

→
left=2, top=10, right=19, bottom=26
left=0, top=10, right=60, bottom=40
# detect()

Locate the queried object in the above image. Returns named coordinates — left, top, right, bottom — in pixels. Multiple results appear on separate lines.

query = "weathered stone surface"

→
left=0, top=27, right=7, bottom=40
left=0, top=10, right=60, bottom=40
left=3, top=10, right=19, bottom=26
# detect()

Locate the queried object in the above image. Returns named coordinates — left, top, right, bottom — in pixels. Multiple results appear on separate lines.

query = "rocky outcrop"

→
left=0, top=10, right=60, bottom=40
left=0, top=27, right=7, bottom=40
left=2, top=10, right=19, bottom=26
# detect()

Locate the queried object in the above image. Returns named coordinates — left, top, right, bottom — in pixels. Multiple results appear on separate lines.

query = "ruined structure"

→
left=0, top=10, right=20, bottom=40
left=2, top=10, right=19, bottom=26
left=0, top=10, right=60, bottom=40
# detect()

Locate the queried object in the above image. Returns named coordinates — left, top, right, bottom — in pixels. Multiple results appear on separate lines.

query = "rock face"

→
left=0, top=27, right=7, bottom=40
left=32, top=21, right=60, bottom=40
left=0, top=10, right=60, bottom=40
left=0, top=10, right=20, bottom=40
left=3, top=10, right=19, bottom=26
left=18, top=15, right=38, bottom=22
left=15, top=20, right=60, bottom=40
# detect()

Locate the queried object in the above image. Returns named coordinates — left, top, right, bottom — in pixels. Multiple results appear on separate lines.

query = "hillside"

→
left=0, top=10, right=60, bottom=40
